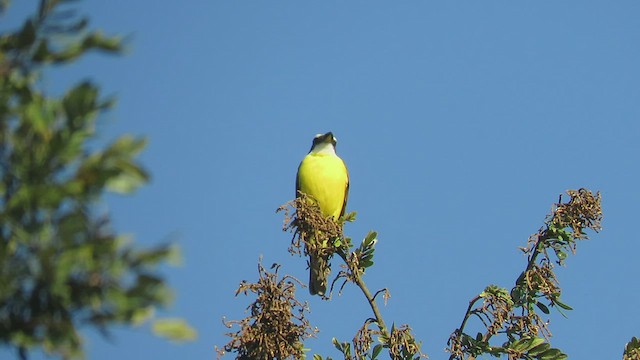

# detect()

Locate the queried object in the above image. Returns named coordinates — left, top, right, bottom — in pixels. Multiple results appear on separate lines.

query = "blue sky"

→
left=3, top=1, right=640, bottom=359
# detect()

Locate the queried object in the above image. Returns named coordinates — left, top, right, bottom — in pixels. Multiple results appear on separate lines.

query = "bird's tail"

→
left=309, top=254, right=329, bottom=296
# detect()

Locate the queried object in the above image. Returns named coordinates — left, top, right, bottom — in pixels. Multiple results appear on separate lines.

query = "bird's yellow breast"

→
left=297, top=153, right=348, bottom=220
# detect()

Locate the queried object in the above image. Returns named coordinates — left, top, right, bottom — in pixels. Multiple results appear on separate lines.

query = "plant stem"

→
left=449, top=295, right=482, bottom=360
left=338, top=251, right=388, bottom=335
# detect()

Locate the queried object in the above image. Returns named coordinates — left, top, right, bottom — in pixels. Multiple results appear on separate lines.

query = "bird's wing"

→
left=340, top=160, right=349, bottom=218
left=295, top=162, right=302, bottom=198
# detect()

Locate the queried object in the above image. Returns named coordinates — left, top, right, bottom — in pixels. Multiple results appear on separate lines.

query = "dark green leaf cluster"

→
left=454, top=332, right=567, bottom=360
left=352, top=231, right=377, bottom=271
left=0, top=1, right=182, bottom=358
left=0, top=0, right=121, bottom=70
left=507, top=337, right=566, bottom=360
left=331, top=231, right=379, bottom=294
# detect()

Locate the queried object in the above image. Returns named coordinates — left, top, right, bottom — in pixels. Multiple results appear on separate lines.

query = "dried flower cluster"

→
left=278, top=194, right=344, bottom=257
left=387, top=324, right=424, bottom=360
left=277, top=195, right=346, bottom=295
left=353, top=320, right=378, bottom=359
left=218, top=262, right=316, bottom=360
left=550, top=188, right=602, bottom=238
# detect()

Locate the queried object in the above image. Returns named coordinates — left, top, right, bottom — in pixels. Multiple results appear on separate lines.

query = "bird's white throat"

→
left=310, top=142, right=337, bottom=156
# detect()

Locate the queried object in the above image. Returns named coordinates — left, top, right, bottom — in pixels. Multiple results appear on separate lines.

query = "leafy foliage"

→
left=152, top=318, right=198, bottom=343
left=352, top=231, right=377, bottom=271
left=227, top=177, right=632, bottom=359
left=624, top=337, right=640, bottom=360
left=250, top=197, right=425, bottom=360
left=447, top=189, right=602, bottom=360
left=0, top=1, right=192, bottom=358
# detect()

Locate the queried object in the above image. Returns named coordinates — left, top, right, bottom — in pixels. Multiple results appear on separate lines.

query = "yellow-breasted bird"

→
left=296, top=132, right=349, bottom=296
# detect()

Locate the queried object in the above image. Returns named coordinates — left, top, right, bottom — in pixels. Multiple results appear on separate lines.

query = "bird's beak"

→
left=323, top=132, right=335, bottom=143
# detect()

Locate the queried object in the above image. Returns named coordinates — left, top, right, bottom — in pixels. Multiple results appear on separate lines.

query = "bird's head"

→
left=309, top=132, right=338, bottom=154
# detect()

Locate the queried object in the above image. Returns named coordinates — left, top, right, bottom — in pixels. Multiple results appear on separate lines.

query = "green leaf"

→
left=528, top=342, right=550, bottom=356
left=510, top=339, right=527, bottom=352
left=364, top=231, right=377, bottom=244
left=554, top=298, right=573, bottom=310
left=332, top=337, right=342, bottom=352
left=106, top=167, right=148, bottom=194
left=372, top=344, right=383, bottom=359
left=525, top=337, right=546, bottom=351
left=539, top=348, right=567, bottom=360
left=557, top=251, right=567, bottom=261
left=17, top=19, right=37, bottom=49
left=82, top=31, right=123, bottom=53
left=63, top=81, right=99, bottom=125
left=165, top=244, right=183, bottom=267
left=536, top=301, right=550, bottom=314
left=511, top=337, right=536, bottom=352
left=131, top=306, right=155, bottom=326
left=151, top=318, right=197, bottom=342
left=101, top=136, right=150, bottom=194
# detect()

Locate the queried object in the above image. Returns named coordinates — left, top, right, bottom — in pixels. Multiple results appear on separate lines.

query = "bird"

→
left=296, top=132, right=349, bottom=296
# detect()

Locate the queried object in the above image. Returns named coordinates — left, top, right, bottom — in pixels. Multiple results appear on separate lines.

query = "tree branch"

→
left=337, top=251, right=388, bottom=335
